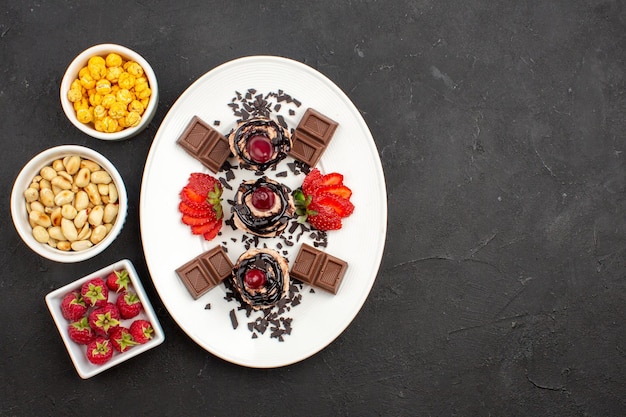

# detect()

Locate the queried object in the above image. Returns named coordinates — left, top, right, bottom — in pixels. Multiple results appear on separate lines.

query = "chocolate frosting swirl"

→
left=232, top=176, right=295, bottom=238
left=232, top=249, right=289, bottom=310
left=228, top=117, right=291, bottom=171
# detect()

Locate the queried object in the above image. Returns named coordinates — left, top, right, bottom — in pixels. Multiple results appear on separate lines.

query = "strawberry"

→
left=307, top=201, right=342, bottom=231
left=180, top=186, right=206, bottom=204
left=86, top=337, right=113, bottom=365
left=190, top=219, right=222, bottom=235
left=88, top=303, right=121, bottom=336
left=81, top=278, right=108, bottom=308
left=116, top=290, right=143, bottom=319
left=319, top=172, right=344, bottom=187
left=178, top=172, right=224, bottom=241
left=302, top=168, right=323, bottom=194
left=179, top=201, right=214, bottom=219
left=315, top=193, right=354, bottom=217
left=60, top=291, right=88, bottom=321
left=68, top=317, right=95, bottom=345
left=129, top=319, right=154, bottom=344
left=317, top=184, right=352, bottom=199
left=109, top=327, right=138, bottom=353
left=188, top=172, right=220, bottom=195
left=202, top=220, right=222, bottom=241
left=181, top=214, right=214, bottom=226
left=295, top=169, right=354, bottom=231
left=105, top=269, right=131, bottom=293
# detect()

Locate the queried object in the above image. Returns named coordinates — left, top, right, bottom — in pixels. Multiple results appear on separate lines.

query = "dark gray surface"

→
left=2, top=1, right=625, bottom=415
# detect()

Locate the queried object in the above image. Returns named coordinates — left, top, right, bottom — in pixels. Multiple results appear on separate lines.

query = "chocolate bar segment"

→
left=177, top=116, right=230, bottom=173
left=289, top=108, right=338, bottom=167
left=290, top=243, right=347, bottom=294
left=175, top=246, right=233, bottom=299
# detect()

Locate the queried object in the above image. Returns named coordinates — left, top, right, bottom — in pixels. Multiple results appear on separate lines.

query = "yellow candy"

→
left=78, top=66, right=90, bottom=78
left=125, top=61, right=144, bottom=77
left=70, top=79, right=82, bottom=91
left=88, top=56, right=107, bottom=80
left=125, top=111, right=141, bottom=127
left=79, top=73, right=95, bottom=90
left=140, top=98, right=150, bottom=109
left=76, top=108, right=93, bottom=124
left=101, top=93, right=116, bottom=109
left=93, top=105, right=107, bottom=120
left=105, top=66, right=123, bottom=83
left=95, top=79, right=112, bottom=95
left=136, top=87, right=151, bottom=100
left=73, top=97, right=89, bottom=111
left=101, top=116, right=118, bottom=133
left=88, top=92, right=103, bottom=107
left=134, top=79, right=148, bottom=94
left=108, top=102, right=127, bottom=119
left=127, top=99, right=144, bottom=115
left=118, top=72, right=135, bottom=90
left=105, top=53, right=123, bottom=68
left=67, top=88, right=82, bottom=103
left=116, top=89, right=133, bottom=105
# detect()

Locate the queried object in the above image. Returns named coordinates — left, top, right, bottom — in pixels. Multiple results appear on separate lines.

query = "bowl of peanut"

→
left=10, top=145, right=128, bottom=263
left=60, top=44, right=158, bottom=141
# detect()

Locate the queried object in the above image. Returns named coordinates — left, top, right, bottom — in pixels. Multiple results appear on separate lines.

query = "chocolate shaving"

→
left=229, top=309, right=238, bottom=329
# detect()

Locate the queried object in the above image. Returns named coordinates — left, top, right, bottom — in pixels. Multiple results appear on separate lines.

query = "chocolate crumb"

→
left=205, top=304, right=211, bottom=310
left=214, top=120, right=220, bottom=126
left=276, top=171, right=288, bottom=177
left=219, top=177, right=232, bottom=190
left=229, top=309, right=238, bottom=329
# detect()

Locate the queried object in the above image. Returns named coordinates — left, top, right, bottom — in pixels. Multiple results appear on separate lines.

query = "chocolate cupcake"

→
left=228, top=117, right=291, bottom=171
left=232, top=248, right=290, bottom=310
left=231, top=176, right=295, bottom=238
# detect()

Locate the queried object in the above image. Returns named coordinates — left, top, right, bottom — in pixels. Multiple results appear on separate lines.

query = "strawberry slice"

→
left=319, top=172, right=343, bottom=187
left=179, top=201, right=214, bottom=219
left=191, top=219, right=221, bottom=235
left=188, top=172, right=219, bottom=195
left=180, top=186, right=206, bottom=204
left=181, top=214, right=214, bottom=226
left=202, top=221, right=222, bottom=241
left=302, top=168, right=323, bottom=194
left=317, top=184, right=352, bottom=199
left=315, top=193, right=354, bottom=217
left=307, top=202, right=342, bottom=231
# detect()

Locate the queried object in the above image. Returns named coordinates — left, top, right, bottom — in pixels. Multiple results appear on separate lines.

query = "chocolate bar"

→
left=177, top=116, right=231, bottom=173
left=289, top=108, right=338, bottom=167
left=290, top=243, right=347, bottom=294
left=175, top=246, right=233, bottom=299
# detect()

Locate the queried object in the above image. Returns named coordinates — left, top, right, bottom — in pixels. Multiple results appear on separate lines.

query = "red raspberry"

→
left=68, top=317, right=95, bottom=345
left=116, top=290, right=143, bottom=319
left=129, top=319, right=154, bottom=344
left=86, top=337, right=113, bottom=365
left=60, top=291, right=87, bottom=321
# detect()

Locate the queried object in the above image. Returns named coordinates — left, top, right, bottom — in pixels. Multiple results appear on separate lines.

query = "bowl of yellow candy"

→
left=60, top=44, right=158, bottom=141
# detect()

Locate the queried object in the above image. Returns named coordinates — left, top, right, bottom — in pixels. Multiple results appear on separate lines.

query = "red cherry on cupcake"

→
left=244, top=269, right=267, bottom=289
left=251, top=186, right=275, bottom=210
left=247, top=134, right=273, bottom=163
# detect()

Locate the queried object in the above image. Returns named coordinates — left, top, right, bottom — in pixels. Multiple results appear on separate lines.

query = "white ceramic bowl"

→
left=45, top=259, right=165, bottom=379
left=11, top=145, right=128, bottom=263
left=60, top=43, right=159, bottom=141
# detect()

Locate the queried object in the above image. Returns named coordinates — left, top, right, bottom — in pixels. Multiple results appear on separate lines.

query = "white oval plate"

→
left=140, top=55, right=386, bottom=368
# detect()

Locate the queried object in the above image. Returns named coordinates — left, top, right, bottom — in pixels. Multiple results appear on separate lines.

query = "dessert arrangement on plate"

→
left=173, top=88, right=356, bottom=340
left=139, top=55, right=386, bottom=367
